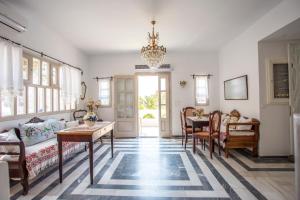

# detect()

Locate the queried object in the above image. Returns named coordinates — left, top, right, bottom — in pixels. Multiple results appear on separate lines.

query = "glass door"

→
left=158, top=73, right=171, bottom=137
left=114, top=75, right=137, bottom=137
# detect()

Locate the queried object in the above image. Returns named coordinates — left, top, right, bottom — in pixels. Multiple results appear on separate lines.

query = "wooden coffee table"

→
left=57, top=121, right=115, bottom=184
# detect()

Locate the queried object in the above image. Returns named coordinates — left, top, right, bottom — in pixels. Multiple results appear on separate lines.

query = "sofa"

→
left=219, top=110, right=260, bottom=158
left=0, top=117, right=85, bottom=195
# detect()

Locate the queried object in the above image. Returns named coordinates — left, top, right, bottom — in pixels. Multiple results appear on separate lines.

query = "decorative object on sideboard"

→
left=179, top=80, right=187, bottom=88
left=224, top=75, right=248, bottom=100
left=80, top=81, right=87, bottom=100
left=83, top=99, right=100, bottom=127
left=141, top=20, right=166, bottom=68
left=193, top=108, right=204, bottom=119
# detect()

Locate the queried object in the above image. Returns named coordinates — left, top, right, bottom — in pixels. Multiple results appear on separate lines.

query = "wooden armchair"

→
left=0, top=129, right=28, bottom=195
left=221, top=110, right=260, bottom=158
left=73, top=109, right=87, bottom=123
left=224, top=118, right=260, bottom=158
left=180, top=107, right=196, bottom=149
left=194, top=111, right=221, bottom=159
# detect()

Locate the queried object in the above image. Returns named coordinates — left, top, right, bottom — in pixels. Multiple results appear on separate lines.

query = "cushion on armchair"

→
left=229, top=130, right=255, bottom=136
left=236, top=117, right=252, bottom=130
left=0, top=129, right=20, bottom=161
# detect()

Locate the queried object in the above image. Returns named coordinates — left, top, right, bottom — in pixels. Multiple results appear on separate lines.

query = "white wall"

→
left=0, top=1, right=88, bottom=130
left=87, top=51, right=219, bottom=136
left=258, top=41, right=291, bottom=156
left=219, top=0, right=300, bottom=155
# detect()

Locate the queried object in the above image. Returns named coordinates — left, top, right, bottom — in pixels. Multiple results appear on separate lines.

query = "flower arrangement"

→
left=193, top=108, right=204, bottom=119
left=83, top=98, right=101, bottom=127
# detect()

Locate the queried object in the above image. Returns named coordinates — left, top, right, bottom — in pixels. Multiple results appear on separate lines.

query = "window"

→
left=41, top=61, right=49, bottom=86
left=53, top=89, right=59, bottom=112
left=32, top=58, right=40, bottom=85
left=0, top=53, right=79, bottom=119
left=22, top=58, right=29, bottom=80
left=46, top=88, right=52, bottom=112
left=98, top=78, right=111, bottom=107
left=37, top=87, right=45, bottom=113
left=28, top=86, right=36, bottom=114
left=17, top=87, right=26, bottom=115
left=52, top=66, right=58, bottom=85
left=1, top=95, right=14, bottom=117
left=195, top=76, right=209, bottom=105
left=266, top=59, right=289, bottom=104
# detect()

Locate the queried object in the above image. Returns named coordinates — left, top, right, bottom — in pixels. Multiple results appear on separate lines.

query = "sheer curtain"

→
left=195, top=76, right=209, bottom=105
left=0, top=39, right=23, bottom=97
left=60, top=65, right=81, bottom=104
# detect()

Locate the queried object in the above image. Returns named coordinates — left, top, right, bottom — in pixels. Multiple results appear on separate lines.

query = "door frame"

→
left=135, top=72, right=172, bottom=137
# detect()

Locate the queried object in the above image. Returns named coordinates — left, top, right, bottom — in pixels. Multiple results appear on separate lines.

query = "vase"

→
left=83, top=112, right=98, bottom=127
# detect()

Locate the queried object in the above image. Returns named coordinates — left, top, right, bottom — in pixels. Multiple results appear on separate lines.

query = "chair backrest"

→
left=209, top=110, right=221, bottom=135
left=182, top=107, right=195, bottom=128
left=180, top=109, right=185, bottom=131
left=73, top=109, right=87, bottom=121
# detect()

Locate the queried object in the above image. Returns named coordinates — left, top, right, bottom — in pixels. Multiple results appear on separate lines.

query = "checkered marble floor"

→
left=10, top=138, right=295, bottom=200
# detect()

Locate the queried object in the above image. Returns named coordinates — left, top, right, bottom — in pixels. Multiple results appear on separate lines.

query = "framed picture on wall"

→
left=224, top=75, right=248, bottom=100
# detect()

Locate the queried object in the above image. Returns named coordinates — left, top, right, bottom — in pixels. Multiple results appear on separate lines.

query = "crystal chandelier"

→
left=141, top=20, right=166, bottom=68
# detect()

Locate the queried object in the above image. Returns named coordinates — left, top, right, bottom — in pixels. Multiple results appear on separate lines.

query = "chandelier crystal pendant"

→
left=141, top=20, right=166, bottom=68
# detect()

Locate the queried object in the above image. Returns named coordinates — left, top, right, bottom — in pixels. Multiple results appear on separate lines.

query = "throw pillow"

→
left=0, top=129, right=20, bottom=155
left=66, top=120, right=79, bottom=128
left=228, top=116, right=239, bottom=130
left=46, top=119, right=66, bottom=132
left=19, top=122, right=55, bottom=146
left=236, top=117, right=253, bottom=130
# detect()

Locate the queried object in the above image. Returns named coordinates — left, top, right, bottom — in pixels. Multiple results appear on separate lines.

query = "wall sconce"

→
left=179, top=80, right=187, bottom=88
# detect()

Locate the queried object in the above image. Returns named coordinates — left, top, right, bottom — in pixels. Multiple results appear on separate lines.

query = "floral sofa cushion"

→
left=19, top=122, right=56, bottom=146
left=46, top=119, right=66, bottom=132
left=24, top=138, right=85, bottom=179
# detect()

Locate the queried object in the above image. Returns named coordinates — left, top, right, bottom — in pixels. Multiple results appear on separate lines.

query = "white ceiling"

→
left=8, top=0, right=282, bottom=54
left=263, top=17, right=300, bottom=41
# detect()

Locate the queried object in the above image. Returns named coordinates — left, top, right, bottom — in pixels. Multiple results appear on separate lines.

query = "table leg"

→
left=58, top=137, right=63, bottom=183
left=89, top=141, right=93, bottom=185
left=111, top=130, right=114, bottom=158
left=192, top=123, right=196, bottom=154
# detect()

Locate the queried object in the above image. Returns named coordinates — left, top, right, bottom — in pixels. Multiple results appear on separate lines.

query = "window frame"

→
left=98, top=78, right=112, bottom=108
left=194, top=75, right=210, bottom=106
left=266, top=58, right=289, bottom=104
left=0, top=52, right=77, bottom=122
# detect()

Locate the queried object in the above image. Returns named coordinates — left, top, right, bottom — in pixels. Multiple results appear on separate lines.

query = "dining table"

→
left=186, top=116, right=209, bottom=153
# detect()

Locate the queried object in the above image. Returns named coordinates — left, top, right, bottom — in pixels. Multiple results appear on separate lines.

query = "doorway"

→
left=138, top=75, right=159, bottom=137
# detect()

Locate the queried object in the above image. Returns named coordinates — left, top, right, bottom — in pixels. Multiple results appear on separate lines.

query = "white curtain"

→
left=195, top=76, right=209, bottom=105
left=60, top=65, right=81, bottom=103
left=0, top=39, right=23, bottom=97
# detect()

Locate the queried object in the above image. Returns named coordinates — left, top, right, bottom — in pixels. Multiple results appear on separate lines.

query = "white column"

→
left=0, top=161, right=10, bottom=200
left=294, top=113, right=300, bottom=200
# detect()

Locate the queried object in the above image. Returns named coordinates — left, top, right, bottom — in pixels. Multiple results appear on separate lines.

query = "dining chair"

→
left=180, top=107, right=196, bottom=149
left=194, top=110, right=221, bottom=159
left=73, top=109, right=87, bottom=123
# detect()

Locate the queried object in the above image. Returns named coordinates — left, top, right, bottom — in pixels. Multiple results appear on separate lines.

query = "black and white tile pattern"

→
left=10, top=138, right=295, bottom=200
